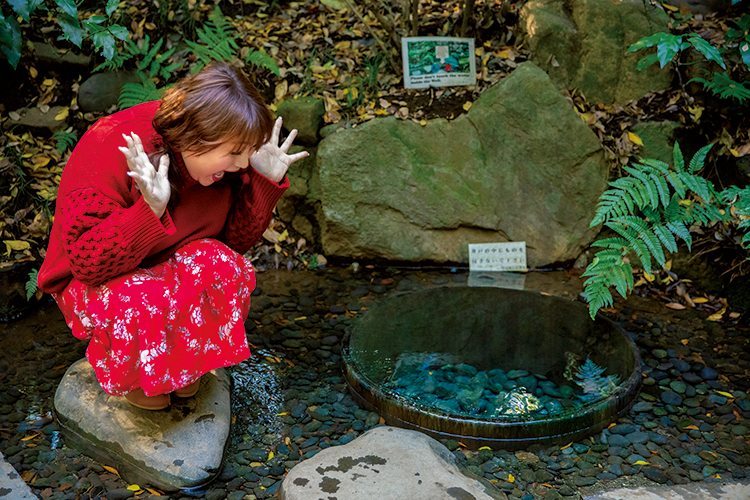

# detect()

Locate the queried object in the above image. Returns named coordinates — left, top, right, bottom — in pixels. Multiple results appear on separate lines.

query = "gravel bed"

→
left=1, top=266, right=749, bottom=500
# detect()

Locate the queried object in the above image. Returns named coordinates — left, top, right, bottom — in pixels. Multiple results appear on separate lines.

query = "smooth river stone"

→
left=54, top=358, right=231, bottom=491
left=281, top=426, right=503, bottom=500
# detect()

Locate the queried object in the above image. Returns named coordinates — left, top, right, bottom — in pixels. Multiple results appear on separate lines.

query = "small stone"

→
left=642, top=466, right=669, bottom=484
left=660, top=391, right=682, bottom=406
left=631, top=402, right=653, bottom=412
left=700, top=367, right=719, bottom=380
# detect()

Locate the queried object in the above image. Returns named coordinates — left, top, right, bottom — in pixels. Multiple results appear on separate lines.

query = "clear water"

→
left=357, top=350, right=622, bottom=419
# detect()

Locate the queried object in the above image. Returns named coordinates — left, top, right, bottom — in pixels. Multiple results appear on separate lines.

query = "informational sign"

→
left=402, top=36, right=476, bottom=89
left=468, top=242, right=527, bottom=272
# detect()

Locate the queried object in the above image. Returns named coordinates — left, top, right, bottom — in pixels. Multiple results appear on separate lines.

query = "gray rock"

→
left=632, top=121, right=681, bottom=164
left=31, top=42, right=90, bottom=67
left=520, top=0, right=672, bottom=105
left=276, top=97, right=326, bottom=146
left=281, top=426, right=504, bottom=500
left=309, top=62, right=607, bottom=268
left=4, top=105, right=68, bottom=133
left=78, top=71, right=140, bottom=113
left=0, top=450, right=37, bottom=499
left=54, top=358, right=231, bottom=491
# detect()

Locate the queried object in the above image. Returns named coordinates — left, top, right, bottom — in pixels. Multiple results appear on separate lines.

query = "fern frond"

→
left=247, top=49, right=281, bottom=76
left=119, top=78, right=165, bottom=109
left=26, top=268, right=39, bottom=300
left=606, top=220, right=653, bottom=274
left=613, top=215, right=666, bottom=267
left=590, top=237, right=630, bottom=250
left=688, top=143, right=714, bottom=174
left=673, top=142, right=685, bottom=173
left=652, top=224, right=679, bottom=254
left=666, top=221, right=692, bottom=250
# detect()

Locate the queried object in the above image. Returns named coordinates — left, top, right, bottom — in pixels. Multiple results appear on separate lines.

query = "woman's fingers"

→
left=157, top=154, right=170, bottom=179
left=270, top=117, right=283, bottom=145
left=280, top=129, right=298, bottom=153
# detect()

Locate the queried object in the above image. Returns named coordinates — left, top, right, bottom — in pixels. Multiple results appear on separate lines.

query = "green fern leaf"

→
left=247, top=49, right=281, bottom=76
left=666, top=171, right=687, bottom=198
left=608, top=221, right=653, bottom=274
left=119, top=79, right=164, bottom=109
left=652, top=224, right=678, bottom=254
left=688, top=143, right=714, bottom=174
left=615, top=215, right=666, bottom=266
left=673, top=142, right=685, bottom=173
left=26, top=268, right=39, bottom=300
left=590, top=237, right=630, bottom=250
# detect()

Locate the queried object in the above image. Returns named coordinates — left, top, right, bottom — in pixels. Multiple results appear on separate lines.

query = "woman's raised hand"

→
left=250, top=117, right=309, bottom=184
left=119, top=132, right=171, bottom=219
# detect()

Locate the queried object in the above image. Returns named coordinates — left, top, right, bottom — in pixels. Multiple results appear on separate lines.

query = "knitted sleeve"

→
left=61, top=188, right=176, bottom=287
left=222, top=170, right=289, bottom=255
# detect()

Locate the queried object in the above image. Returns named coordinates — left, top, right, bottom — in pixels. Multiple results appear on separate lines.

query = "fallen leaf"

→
left=126, top=484, right=141, bottom=491
left=683, top=425, right=699, bottom=430
left=54, top=107, right=69, bottom=121
left=716, top=391, right=734, bottom=398
left=463, top=101, right=472, bottom=111
left=508, top=473, right=515, bottom=482
left=4, top=240, right=31, bottom=255
left=665, top=303, right=685, bottom=310
left=102, top=465, right=120, bottom=477
left=628, top=131, right=644, bottom=146
left=633, top=460, right=649, bottom=465
left=681, top=339, right=689, bottom=345
left=692, top=297, right=708, bottom=303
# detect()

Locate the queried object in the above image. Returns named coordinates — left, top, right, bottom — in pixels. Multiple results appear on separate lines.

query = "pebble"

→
left=661, top=391, right=683, bottom=406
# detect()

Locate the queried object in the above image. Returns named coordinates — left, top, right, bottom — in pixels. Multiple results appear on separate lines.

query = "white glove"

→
left=119, top=132, right=171, bottom=219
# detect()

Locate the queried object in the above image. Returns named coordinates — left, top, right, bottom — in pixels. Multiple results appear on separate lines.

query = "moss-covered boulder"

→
left=299, top=62, right=607, bottom=268
left=520, top=0, right=672, bottom=105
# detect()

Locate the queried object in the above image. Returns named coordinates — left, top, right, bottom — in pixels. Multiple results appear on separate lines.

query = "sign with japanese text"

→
left=468, top=242, right=527, bottom=272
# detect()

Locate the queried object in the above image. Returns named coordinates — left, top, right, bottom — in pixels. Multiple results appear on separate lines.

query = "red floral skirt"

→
left=54, top=239, right=255, bottom=396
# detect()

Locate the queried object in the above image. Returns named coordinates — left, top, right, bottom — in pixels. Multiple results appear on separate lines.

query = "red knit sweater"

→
left=38, top=101, right=289, bottom=294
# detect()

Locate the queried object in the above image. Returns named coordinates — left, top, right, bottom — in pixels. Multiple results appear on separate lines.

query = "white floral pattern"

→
left=54, top=239, right=255, bottom=396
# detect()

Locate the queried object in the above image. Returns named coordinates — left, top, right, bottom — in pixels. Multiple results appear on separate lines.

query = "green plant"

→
left=25, top=267, right=38, bottom=300
left=1, top=0, right=129, bottom=68
left=186, top=5, right=279, bottom=76
left=52, top=128, right=78, bottom=154
left=583, top=143, right=728, bottom=319
left=628, top=7, right=750, bottom=103
left=117, top=7, right=280, bottom=109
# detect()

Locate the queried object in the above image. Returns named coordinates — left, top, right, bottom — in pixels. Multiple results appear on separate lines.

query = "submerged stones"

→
left=381, top=360, right=618, bottom=418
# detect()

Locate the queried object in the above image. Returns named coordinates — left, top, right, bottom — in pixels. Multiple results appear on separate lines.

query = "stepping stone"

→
left=281, top=426, right=504, bottom=500
left=1, top=451, right=37, bottom=499
left=54, top=358, right=231, bottom=491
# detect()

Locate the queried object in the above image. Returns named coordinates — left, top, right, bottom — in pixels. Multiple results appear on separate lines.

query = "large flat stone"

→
left=280, top=426, right=504, bottom=500
left=54, top=359, right=231, bottom=492
left=0, top=451, right=37, bottom=499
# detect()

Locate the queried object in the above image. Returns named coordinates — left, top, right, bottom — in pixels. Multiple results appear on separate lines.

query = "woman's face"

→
left=182, top=141, right=253, bottom=186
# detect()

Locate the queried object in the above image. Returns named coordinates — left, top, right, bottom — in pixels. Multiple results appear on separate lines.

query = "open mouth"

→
left=212, top=171, right=225, bottom=181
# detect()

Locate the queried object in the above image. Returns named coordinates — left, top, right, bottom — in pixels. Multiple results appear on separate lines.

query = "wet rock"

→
left=281, top=426, right=501, bottom=500
left=701, top=367, right=719, bottom=380
left=660, top=391, right=683, bottom=406
left=54, top=359, right=231, bottom=491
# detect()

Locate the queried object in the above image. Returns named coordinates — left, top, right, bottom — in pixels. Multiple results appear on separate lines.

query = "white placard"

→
left=402, top=37, right=477, bottom=89
left=468, top=242, right=527, bottom=272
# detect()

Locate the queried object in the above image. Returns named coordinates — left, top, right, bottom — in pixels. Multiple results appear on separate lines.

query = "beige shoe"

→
left=174, top=377, right=201, bottom=398
left=124, top=388, right=171, bottom=410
